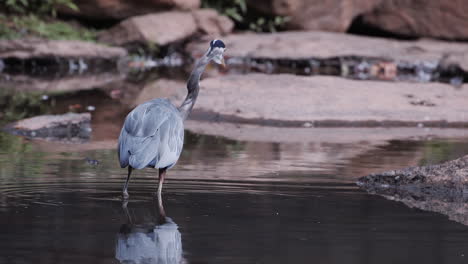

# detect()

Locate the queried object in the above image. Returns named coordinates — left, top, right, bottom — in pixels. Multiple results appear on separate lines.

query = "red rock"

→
left=192, top=9, right=234, bottom=36
left=98, top=11, right=198, bottom=46
left=59, top=0, right=200, bottom=20
left=248, top=0, right=379, bottom=32
left=361, top=0, right=468, bottom=40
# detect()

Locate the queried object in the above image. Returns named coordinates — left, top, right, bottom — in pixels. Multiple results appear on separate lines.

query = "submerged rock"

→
left=5, top=113, right=92, bottom=142
left=357, top=155, right=468, bottom=225
left=192, top=73, right=468, bottom=126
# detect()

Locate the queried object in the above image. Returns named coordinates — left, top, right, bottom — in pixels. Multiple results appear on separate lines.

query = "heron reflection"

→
left=115, top=199, right=184, bottom=264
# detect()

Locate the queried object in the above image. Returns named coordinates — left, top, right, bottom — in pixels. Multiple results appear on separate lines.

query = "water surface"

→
left=1, top=130, right=468, bottom=264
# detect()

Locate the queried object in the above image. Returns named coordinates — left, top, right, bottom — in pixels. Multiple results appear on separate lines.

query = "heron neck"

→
left=178, top=54, right=210, bottom=120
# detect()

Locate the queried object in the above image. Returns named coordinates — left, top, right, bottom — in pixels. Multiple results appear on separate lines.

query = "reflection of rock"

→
left=5, top=113, right=91, bottom=142
left=358, top=155, right=468, bottom=225
left=383, top=194, right=468, bottom=226
left=188, top=31, right=468, bottom=71
left=191, top=74, right=468, bottom=126
left=182, top=122, right=468, bottom=180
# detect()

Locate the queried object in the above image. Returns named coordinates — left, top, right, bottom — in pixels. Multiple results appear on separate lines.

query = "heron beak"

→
left=220, top=57, right=226, bottom=68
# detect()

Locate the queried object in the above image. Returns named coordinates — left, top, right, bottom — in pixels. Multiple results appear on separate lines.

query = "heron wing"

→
left=118, top=99, right=183, bottom=169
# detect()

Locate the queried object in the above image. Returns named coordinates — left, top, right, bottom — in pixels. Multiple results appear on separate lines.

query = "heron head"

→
left=207, top=39, right=226, bottom=66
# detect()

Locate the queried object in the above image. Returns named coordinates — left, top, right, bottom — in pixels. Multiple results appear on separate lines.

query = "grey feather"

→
left=118, top=98, right=184, bottom=169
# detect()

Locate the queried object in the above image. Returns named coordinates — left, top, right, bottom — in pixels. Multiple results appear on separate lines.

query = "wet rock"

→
left=192, top=73, right=468, bottom=126
left=361, top=0, right=468, bottom=40
left=0, top=39, right=127, bottom=60
left=358, top=155, right=468, bottom=190
left=192, top=8, right=234, bottom=36
left=98, top=11, right=198, bottom=46
left=248, top=0, right=378, bottom=32
left=5, top=113, right=92, bottom=142
left=1, top=72, right=125, bottom=92
left=357, top=155, right=468, bottom=225
left=187, top=31, right=468, bottom=71
left=58, top=0, right=200, bottom=20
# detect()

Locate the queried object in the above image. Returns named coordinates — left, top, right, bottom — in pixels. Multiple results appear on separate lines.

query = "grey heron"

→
left=118, top=40, right=226, bottom=199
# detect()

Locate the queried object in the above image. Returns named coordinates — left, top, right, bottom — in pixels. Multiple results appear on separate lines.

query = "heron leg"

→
left=123, top=166, right=132, bottom=199
left=157, top=168, right=166, bottom=196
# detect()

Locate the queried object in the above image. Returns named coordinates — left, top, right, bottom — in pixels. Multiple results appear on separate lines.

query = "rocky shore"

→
left=357, top=155, right=468, bottom=225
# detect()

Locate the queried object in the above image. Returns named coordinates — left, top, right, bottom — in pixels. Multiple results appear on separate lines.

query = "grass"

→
left=0, top=14, right=96, bottom=41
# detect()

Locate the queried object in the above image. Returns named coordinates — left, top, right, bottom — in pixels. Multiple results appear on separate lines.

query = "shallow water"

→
left=1, top=129, right=468, bottom=264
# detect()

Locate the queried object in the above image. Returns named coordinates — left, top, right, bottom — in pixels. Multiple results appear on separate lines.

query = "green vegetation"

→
left=0, top=0, right=96, bottom=41
left=201, top=0, right=289, bottom=32
left=2, top=0, right=78, bottom=17
left=0, top=14, right=96, bottom=41
left=0, top=88, right=51, bottom=125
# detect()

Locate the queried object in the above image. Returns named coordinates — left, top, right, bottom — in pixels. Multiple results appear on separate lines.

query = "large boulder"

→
left=248, top=0, right=379, bottom=32
left=191, top=73, right=468, bottom=126
left=98, top=9, right=233, bottom=47
left=192, top=9, right=234, bottom=37
left=98, top=11, right=198, bottom=46
left=59, top=0, right=200, bottom=20
left=361, top=0, right=468, bottom=40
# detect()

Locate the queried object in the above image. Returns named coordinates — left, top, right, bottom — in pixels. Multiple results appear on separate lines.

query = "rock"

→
left=191, top=73, right=468, bottom=126
left=185, top=121, right=468, bottom=144
left=0, top=39, right=127, bottom=59
left=133, top=79, right=186, bottom=107
left=187, top=31, right=468, bottom=71
left=357, top=155, right=468, bottom=225
left=98, top=11, right=198, bottom=46
left=58, top=0, right=200, bottom=20
left=98, top=9, right=233, bottom=47
left=361, top=0, right=468, bottom=40
left=5, top=113, right=92, bottom=142
left=248, top=0, right=379, bottom=32
left=192, top=9, right=234, bottom=36
left=358, top=155, right=468, bottom=190
left=1, top=72, right=125, bottom=92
